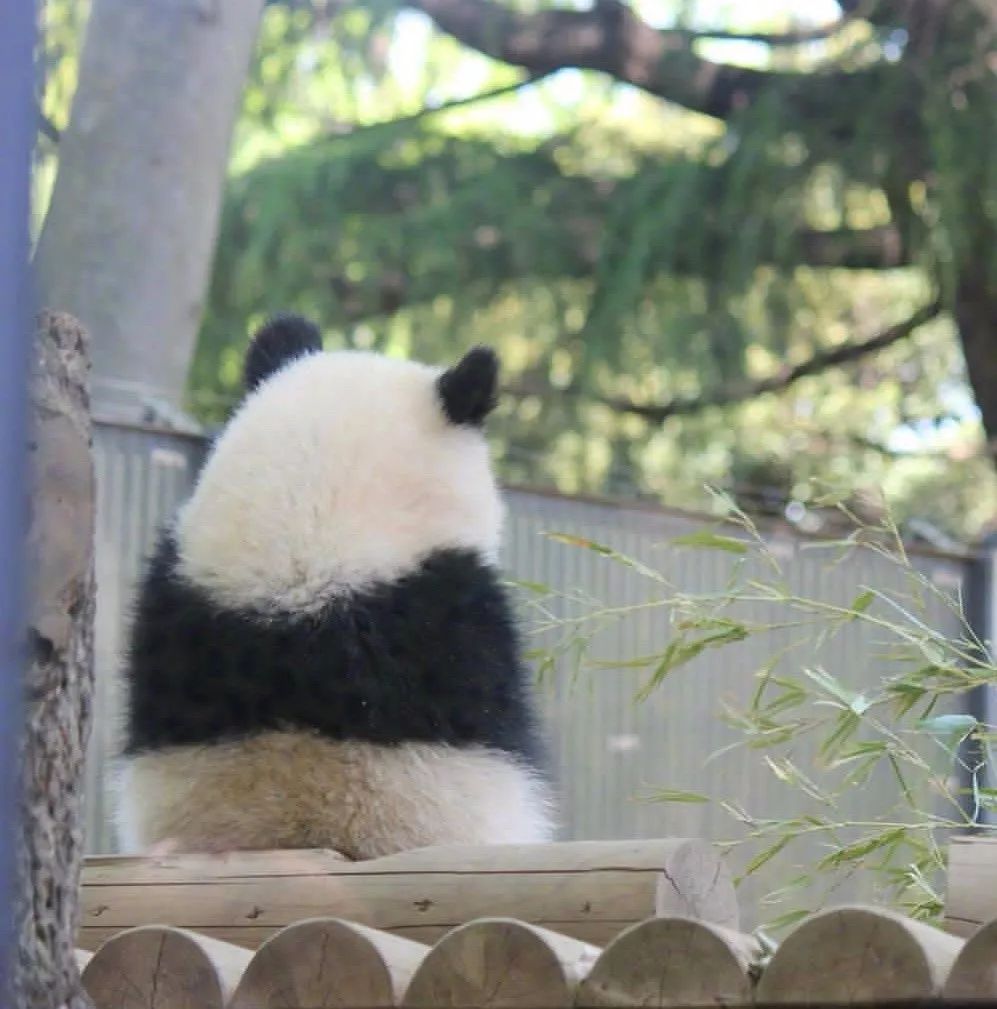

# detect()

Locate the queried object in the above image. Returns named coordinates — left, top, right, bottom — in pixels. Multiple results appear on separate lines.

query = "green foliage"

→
left=35, top=2, right=997, bottom=537
left=528, top=493, right=996, bottom=929
left=184, top=3, right=997, bottom=537
left=32, top=0, right=90, bottom=238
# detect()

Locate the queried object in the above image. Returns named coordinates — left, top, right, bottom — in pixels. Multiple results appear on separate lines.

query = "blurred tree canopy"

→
left=37, top=0, right=997, bottom=538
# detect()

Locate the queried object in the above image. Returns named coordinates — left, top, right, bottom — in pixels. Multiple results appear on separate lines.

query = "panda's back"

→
left=125, top=535, right=544, bottom=764
left=115, top=319, right=556, bottom=856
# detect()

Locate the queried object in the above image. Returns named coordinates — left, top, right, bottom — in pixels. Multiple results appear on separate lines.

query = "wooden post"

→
left=944, top=917, right=997, bottom=998
left=17, top=312, right=96, bottom=1007
left=402, top=918, right=599, bottom=1009
left=576, top=916, right=759, bottom=1007
left=81, top=925, right=251, bottom=1009
left=229, top=918, right=428, bottom=1009
left=755, top=905, right=963, bottom=1003
left=945, top=835, right=997, bottom=937
left=80, top=839, right=737, bottom=950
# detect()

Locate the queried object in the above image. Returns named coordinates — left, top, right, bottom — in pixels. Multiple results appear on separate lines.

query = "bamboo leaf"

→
left=802, top=666, right=853, bottom=705
left=819, top=711, right=860, bottom=762
left=545, top=532, right=614, bottom=555
left=648, top=789, right=711, bottom=804
left=508, top=578, right=553, bottom=595
left=742, top=835, right=792, bottom=877
left=589, top=654, right=660, bottom=670
left=671, top=530, right=748, bottom=554
left=817, top=828, right=906, bottom=869
left=917, top=713, right=978, bottom=736
left=637, top=624, right=749, bottom=699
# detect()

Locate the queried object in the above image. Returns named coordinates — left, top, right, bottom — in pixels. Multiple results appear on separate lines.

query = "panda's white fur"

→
left=117, top=323, right=555, bottom=857
left=116, top=735, right=553, bottom=857
left=177, top=350, right=504, bottom=615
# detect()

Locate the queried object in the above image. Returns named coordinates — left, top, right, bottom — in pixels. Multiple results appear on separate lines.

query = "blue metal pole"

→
left=967, top=533, right=997, bottom=827
left=0, top=0, right=37, bottom=997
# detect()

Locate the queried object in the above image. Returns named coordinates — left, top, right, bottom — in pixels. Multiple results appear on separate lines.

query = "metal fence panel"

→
left=88, top=423, right=972, bottom=920
left=88, top=423, right=206, bottom=852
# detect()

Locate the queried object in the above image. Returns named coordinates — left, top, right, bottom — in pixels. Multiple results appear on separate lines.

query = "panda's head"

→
left=175, top=315, right=504, bottom=614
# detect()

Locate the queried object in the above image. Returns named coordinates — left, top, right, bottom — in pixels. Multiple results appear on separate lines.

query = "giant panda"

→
left=115, top=315, right=555, bottom=858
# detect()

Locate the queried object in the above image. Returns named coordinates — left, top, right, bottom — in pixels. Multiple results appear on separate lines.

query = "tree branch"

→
left=679, top=22, right=845, bottom=45
left=330, top=70, right=553, bottom=142
left=798, top=226, right=908, bottom=269
left=588, top=299, right=942, bottom=423
left=407, top=0, right=872, bottom=120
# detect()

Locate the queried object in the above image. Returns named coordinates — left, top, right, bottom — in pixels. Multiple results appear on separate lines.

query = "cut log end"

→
left=402, top=918, right=600, bottom=1009
left=755, top=905, right=963, bottom=1003
left=81, top=925, right=252, bottom=1009
left=577, top=916, right=759, bottom=1007
left=944, top=917, right=997, bottom=998
left=230, top=917, right=428, bottom=1009
left=654, top=838, right=738, bottom=930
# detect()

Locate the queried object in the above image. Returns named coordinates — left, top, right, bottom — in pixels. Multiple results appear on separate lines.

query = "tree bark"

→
left=16, top=312, right=96, bottom=1009
left=407, top=0, right=891, bottom=124
left=33, top=0, right=265, bottom=421
left=955, top=273, right=997, bottom=467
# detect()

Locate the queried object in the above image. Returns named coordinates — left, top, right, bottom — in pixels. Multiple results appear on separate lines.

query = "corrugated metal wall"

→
left=88, top=422, right=974, bottom=920
left=88, top=423, right=206, bottom=852
left=506, top=490, right=970, bottom=917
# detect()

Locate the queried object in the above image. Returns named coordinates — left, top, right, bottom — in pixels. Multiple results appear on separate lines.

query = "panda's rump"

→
left=115, top=730, right=555, bottom=857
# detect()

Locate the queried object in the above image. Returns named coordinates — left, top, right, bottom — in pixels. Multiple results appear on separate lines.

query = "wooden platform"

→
left=75, top=835, right=997, bottom=1007
left=79, top=838, right=738, bottom=950
left=77, top=905, right=997, bottom=1008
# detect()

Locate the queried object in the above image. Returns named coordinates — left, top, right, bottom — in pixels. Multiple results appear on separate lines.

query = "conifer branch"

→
left=593, top=299, right=943, bottom=423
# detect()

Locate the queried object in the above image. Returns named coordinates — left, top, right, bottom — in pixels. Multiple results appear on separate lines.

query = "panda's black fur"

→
left=124, top=537, right=544, bottom=763
left=243, top=313, right=323, bottom=391
left=436, top=346, right=499, bottom=427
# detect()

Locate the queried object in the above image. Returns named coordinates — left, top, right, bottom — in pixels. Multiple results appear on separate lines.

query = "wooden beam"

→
left=80, top=839, right=738, bottom=951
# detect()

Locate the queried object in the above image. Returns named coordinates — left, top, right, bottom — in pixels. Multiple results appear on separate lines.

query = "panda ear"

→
left=437, top=346, right=499, bottom=427
left=244, top=313, right=323, bottom=391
